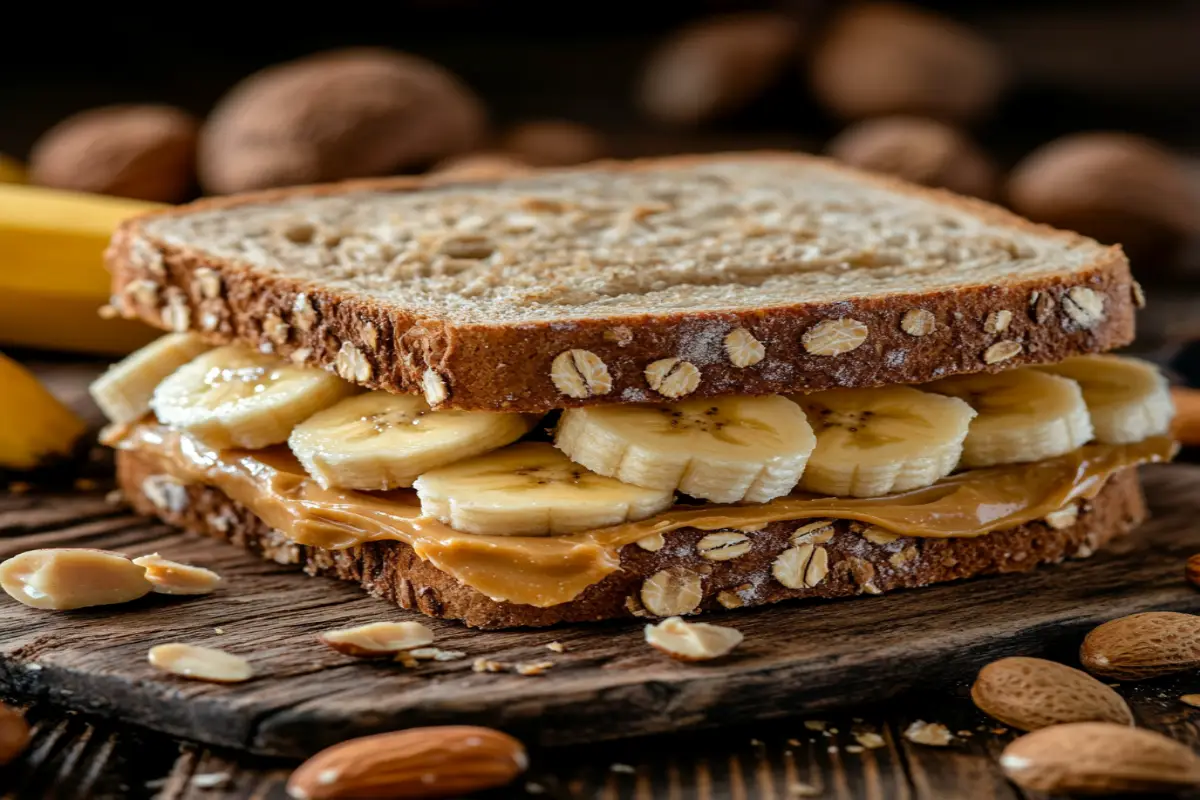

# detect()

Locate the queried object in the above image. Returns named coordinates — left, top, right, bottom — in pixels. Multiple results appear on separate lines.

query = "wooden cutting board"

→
left=2, top=461, right=1200, bottom=759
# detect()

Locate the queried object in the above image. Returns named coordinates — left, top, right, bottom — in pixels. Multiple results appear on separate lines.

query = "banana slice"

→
left=288, top=391, right=535, bottom=490
left=554, top=395, right=816, bottom=503
left=413, top=442, right=676, bottom=536
left=927, top=368, right=1094, bottom=468
left=90, top=333, right=211, bottom=424
left=150, top=345, right=356, bottom=449
left=1037, top=355, right=1174, bottom=444
left=793, top=386, right=976, bottom=498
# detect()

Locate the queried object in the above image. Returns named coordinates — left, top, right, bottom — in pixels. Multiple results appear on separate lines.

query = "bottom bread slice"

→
left=116, top=450, right=1147, bottom=629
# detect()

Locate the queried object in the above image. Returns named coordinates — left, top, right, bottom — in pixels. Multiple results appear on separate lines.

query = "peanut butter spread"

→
left=110, top=423, right=1174, bottom=608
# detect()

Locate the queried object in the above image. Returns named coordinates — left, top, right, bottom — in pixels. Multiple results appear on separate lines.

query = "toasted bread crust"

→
left=117, top=448, right=1146, bottom=629
left=106, top=152, right=1137, bottom=412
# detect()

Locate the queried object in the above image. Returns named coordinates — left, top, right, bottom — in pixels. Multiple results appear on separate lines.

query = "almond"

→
left=971, top=657, right=1133, bottom=731
left=1186, top=553, right=1200, bottom=588
left=286, top=725, right=527, bottom=799
left=1080, top=611, right=1200, bottom=681
left=1000, top=722, right=1200, bottom=794
left=0, top=702, right=29, bottom=765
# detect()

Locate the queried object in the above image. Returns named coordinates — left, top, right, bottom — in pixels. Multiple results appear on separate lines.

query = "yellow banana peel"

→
left=0, top=184, right=165, bottom=355
left=0, top=154, right=26, bottom=184
left=0, top=351, right=87, bottom=470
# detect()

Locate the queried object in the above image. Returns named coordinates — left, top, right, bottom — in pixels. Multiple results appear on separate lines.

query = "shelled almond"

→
left=1080, top=612, right=1200, bottom=680
left=0, top=703, right=29, bottom=765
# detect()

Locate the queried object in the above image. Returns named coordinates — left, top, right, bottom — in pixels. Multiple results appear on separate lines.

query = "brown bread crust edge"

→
left=117, top=449, right=1146, bottom=629
left=105, top=152, right=1138, bottom=412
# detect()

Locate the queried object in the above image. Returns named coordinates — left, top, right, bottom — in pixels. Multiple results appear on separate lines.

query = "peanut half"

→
left=0, top=548, right=152, bottom=610
left=286, top=725, right=527, bottom=799
left=644, top=617, right=743, bottom=662
left=318, top=621, right=435, bottom=658
left=132, top=553, right=222, bottom=595
left=148, top=643, right=253, bottom=683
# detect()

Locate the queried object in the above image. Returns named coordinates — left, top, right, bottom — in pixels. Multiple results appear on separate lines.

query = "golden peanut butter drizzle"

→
left=109, top=423, right=1176, bottom=608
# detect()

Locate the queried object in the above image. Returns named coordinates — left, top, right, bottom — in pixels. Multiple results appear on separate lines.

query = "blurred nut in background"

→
left=28, top=105, right=199, bottom=203
left=431, top=152, right=531, bottom=181
left=638, top=12, right=803, bottom=126
left=501, top=120, right=606, bottom=167
left=1007, top=132, right=1200, bottom=265
left=198, top=48, right=486, bottom=194
left=826, top=116, right=997, bottom=199
left=809, top=2, right=1006, bottom=124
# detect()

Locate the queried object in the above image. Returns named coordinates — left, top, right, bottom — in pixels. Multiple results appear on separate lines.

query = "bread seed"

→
left=142, top=474, right=189, bottom=513
left=1043, top=504, right=1079, bottom=530
left=148, top=643, right=253, bottom=683
left=1080, top=611, right=1200, bottom=680
left=640, top=567, right=703, bottom=616
left=1029, top=290, right=1056, bottom=324
left=645, top=358, right=701, bottom=398
left=635, top=532, right=665, bottom=552
left=697, top=532, right=751, bottom=561
left=359, top=321, right=378, bottom=350
left=292, top=293, right=316, bottom=331
left=984, top=309, right=1013, bottom=334
left=773, top=544, right=829, bottom=589
left=803, top=318, right=868, bottom=356
left=335, top=342, right=372, bottom=382
left=1063, top=286, right=1106, bottom=328
left=791, top=520, right=835, bottom=544
left=900, top=309, right=936, bottom=337
left=983, top=340, right=1022, bottom=364
left=716, top=589, right=746, bottom=609
left=724, top=327, right=765, bottom=367
left=263, top=312, right=290, bottom=346
left=1132, top=280, right=1146, bottom=309
left=971, top=656, right=1133, bottom=731
left=162, top=288, right=191, bottom=332
left=192, top=267, right=222, bottom=300
left=422, top=368, right=449, bottom=405
left=0, top=548, right=153, bottom=610
left=319, top=621, right=435, bottom=658
left=904, top=720, right=952, bottom=746
left=132, top=553, right=222, bottom=595
left=550, top=349, right=612, bottom=399
left=644, top=616, right=743, bottom=661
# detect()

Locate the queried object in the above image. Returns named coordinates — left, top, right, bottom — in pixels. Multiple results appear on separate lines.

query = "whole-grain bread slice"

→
left=106, top=152, right=1138, bottom=412
left=118, top=448, right=1146, bottom=629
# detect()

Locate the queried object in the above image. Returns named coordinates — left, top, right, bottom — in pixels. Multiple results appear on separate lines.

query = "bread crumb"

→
left=904, top=720, right=953, bottom=746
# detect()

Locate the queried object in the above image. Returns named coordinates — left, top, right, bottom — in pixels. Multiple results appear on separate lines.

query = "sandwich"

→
left=89, top=153, right=1176, bottom=629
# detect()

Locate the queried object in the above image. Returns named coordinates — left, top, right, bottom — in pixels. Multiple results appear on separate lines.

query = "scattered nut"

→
left=0, top=703, right=29, bottom=766
left=696, top=532, right=752, bottom=561
left=286, top=726, right=527, bottom=800
left=810, top=3, right=1005, bottom=123
left=724, top=327, right=766, bottom=368
left=773, top=543, right=829, bottom=589
left=640, top=567, right=704, bottom=617
left=638, top=12, right=803, bottom=126
left=826, top=116, right=997, bottom=199
left=983, top=309, right=1013, bottom=334
left=1006, top=132, right=1200, bottom=262
left=318, top=621, right=435, bottom=658
left=899, top=308, right=936, bottom=337
left=500, top=120, right=606, bottom=167
left=1080, top=611, right=1200, bottom=681
left=422, top=369, right=449, bottom=405
left=1186, top=554, right=1200, bottom=588
left=199, top=48, right=485, bottom=194
left=29, top=104, right=199, bottom=202
left=335, top=342, right=372, bottom=383
left=148, top=643, right=253, bottom=683
left=644, top=616, right=744, bottom=661
left=644, top=358, right=701, bottom=398
left=1062, top=286, right=1106, bottom=329
left=1181, top=694, right=1200, bottom=707
left=1000, top=722, right=1200, bottom=795
left=983, top=340, right=1022, bottom=365
left=970, top=657, right=1133, bottom=731
left=131, top=554, right=222, bottom=595
left=802, top=318, right=868, bottom=356
left=0, top=548, right=152, bottom=610
left=551, top=349, right=612, bottom=399
left=431, top=152, right=530, bottom=181
left=903, top=720, right=953, bottom=747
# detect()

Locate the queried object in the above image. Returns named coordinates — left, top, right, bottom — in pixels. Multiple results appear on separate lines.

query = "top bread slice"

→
left=106, top=152, right=1138, bottom=412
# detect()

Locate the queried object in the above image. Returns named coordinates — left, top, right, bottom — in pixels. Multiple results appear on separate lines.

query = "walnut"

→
left=500, top=120, right=606, bottom=167
left=826, top=116, right=997, bottom=199
left=1006, top=132, right=1200, bottom=263
left=199, top=48, right=486, bottom=194
left=638, top=12, right=803, bottom=126
left=810, top=3, right=1006, bottom=123
left=430, top=152, right=530, bottom=181
left=28, top=105, right=199, bottom=202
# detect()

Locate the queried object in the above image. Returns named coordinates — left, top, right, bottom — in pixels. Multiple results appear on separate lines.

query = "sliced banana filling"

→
left=793, top=386, right=976, bottom=498
left=412, top=442, right=676, bottom=536
left=289, top=392, right=535, bottom=490
left=926, top=369, right=1094, bottom=468
left=554, top=395, right=816, bottom=503
left=98, top=339, right=1178, bottom=538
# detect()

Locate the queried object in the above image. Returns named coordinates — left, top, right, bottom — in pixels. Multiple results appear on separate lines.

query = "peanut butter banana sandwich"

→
left=91, top=153, right=1175, bottom=628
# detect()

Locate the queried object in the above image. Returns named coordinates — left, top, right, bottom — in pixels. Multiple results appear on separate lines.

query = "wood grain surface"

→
left=0, top=463, right=1198, bottom=762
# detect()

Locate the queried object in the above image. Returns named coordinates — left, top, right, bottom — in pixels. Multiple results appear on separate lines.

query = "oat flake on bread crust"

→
left=107, top=152, right=1136, bottom=412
